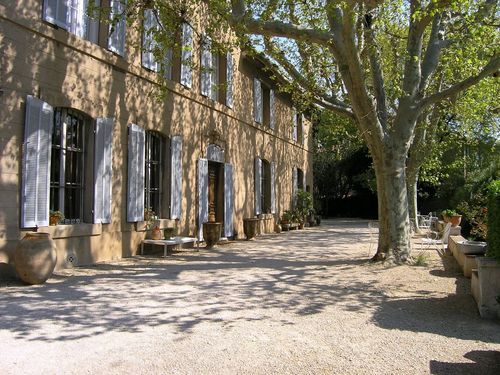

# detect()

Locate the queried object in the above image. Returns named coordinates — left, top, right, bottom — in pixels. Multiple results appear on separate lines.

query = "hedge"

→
left=486, top=180, right=500, bottom=262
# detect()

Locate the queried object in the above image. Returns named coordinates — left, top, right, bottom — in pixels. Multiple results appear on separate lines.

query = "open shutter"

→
left=164, top=48, right=173, bottom=80
left=200, top=36, right=212, bottom=97
left=301, top=114, right=305, bottom=146
left=226, top=52, right=234, bottom=108
left=198, top=158, right=208, bottom=240
left=127, top=124, right=145, bottom=222
left=269, top=89, right=275, bottom=130
left=108, top=0, right=126, bottom=56
left=170, top=136, right=182, bottom=219
left=86, top=0, right=100, bottom=43
left=270, top=162, right=276, bottom=214
left=254, top=157, right=262, bottom=215
left=292, top=167, right=298, bottom=207
left=253, top=78, right=262, bottom=123
left=180, top=22, right=193, bottom=88
left=93, top=117, right=113, bottom=224
left=224, top=163, right=234, bottom=237
left=43, top=0, right=69, bottom=29
left=142, top=9, right=159, bottom=71
left=292, top=110, right=298, bottom=141
left=21, top=96, right=53, bottom=228
left=68, top=0, right=87, bottom=38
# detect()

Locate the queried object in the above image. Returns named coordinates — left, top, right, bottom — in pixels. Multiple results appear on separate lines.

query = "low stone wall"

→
left=449, top=235, right=483, bottom=278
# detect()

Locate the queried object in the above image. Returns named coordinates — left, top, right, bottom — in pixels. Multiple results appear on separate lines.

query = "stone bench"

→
left=449, top=236, right=487, bottom=278
left=141, top=237, right=199, bottom=257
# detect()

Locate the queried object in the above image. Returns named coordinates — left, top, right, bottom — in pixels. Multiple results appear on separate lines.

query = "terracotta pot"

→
left=243, top=218, right=260, bottom=240
left=203, top=222, right=221, bottom=248
left=151, top=226, right=162, bottom=240
left=15, top=232, right=57, bottom=285
left=450, top=215, right=462, bottom=227
left=49, top=216, right=59, bottom=226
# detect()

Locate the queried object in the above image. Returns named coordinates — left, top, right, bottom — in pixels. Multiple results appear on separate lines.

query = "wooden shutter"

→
left=43, top=0, right=69, bottom=29
left=198, top=158, right=208, bottom=240
left=86, top=0, right=100, bottom=43
left=68, top=0, right=86, bottom=38
left=200, top=36, right=212, bottom=97
left=164, top=48, right=173, bottom=80
left=180, top=22, right=193, bottom=88
left=269, top=89, right=275, bottom=130
left=224, top=163, right=234, bottom=237
left=254, top=157, right=262, bottom=215
left=270, top=162, right=276, bottom=214
left=21, top=96, right=53, bottom=228
left=292, top=167, right=298, bottom=207
left=301, top=114, right=305, bottom=145
left=292, top=110, right=298, bottom=141
left=127, top=124, right=145, bottom=222
left=253, top=78, right=262, bottom=123
left=170, top=136, right=182, bottom=219
left=142, top=9, right=159, bottom=71
left=226, top=52, right=234, bottom=108
left=108, top=0, right=126, bottom=56
left=93, top=117, right=113, bottom=224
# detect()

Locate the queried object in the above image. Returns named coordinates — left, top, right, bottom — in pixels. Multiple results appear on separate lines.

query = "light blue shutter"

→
left=254, top=157, right=262, bottom=215
left=292, top=167, right=298, bottom=208
left=21, top=96, right=53, bottom=228
left=211, top=53, right=219, bottom=100
left=253, top=78, right=262, bottom=123
left=301, top=114, right=305, bottom=146
left=224, top=163, right=234, bottom=237
left=269, top=89, right=275, bottom=130
left=93, top=117, right=113, bottom=224
left=198, top=158, right=208, bottom=240
left=180, top=22, right=193, bottom=88
left=200, top=36, right=212, bottom=97
left=292, top=110, right=298, bottom=141
left=127, top=124, right=145, bottom=222
left=142, top=9, right=160, bottom=72
left=270, top=162, right=276, bottom=214
left=108, top=0, right=126, bottom=56
left=170, top=136, right=182, bottom=219
left=226, top=52, right=234, bottom=108
left=43, top=0, right=69, bottom=29
left=86, top=0, right=100, bottom=43
left=164, top=48, right=173, bottom=80
left=68, top=0, right=86, bottom=38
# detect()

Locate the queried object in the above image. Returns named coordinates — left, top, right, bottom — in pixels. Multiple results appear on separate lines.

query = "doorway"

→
left=208, top=161, right=224, bottom=225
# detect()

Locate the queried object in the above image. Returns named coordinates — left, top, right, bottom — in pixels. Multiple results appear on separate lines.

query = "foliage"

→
left=281, top=210, right=293, bottom=223
left=295, top=189, right=313, bottom=218
left=412, top=253, right=429, bottom=267
left=456, top=193, right=488, bottom=241
left=441, top=209, right=458, bottom=218
left=144, top=208, right=157, bottom=229
left=486, top=180, right=500, bottom=261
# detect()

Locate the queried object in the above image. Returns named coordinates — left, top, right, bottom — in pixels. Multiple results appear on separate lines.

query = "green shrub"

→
left=486, top=180, right=500, bottom=261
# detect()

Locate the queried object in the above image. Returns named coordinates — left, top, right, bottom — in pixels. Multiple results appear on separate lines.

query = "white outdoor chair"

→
left=418, top=213, right=433, bottom=231
left=421, top=222, right=452, bottom=254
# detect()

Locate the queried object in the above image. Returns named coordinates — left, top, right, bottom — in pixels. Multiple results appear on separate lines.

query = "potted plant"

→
left=280, top=210, right=293, bottom=231
left=441, top=209, right=462, bottom=227
left=295, top=189, right=313, bottom=228
left=49, top=210, right=64, bottom=226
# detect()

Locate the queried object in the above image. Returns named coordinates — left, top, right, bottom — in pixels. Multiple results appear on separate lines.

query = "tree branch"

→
left=420, top=55, right=500, bottom=109
left=419, top=13, right=448, bottom=92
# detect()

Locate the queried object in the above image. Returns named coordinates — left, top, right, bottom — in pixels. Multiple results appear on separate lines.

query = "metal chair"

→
left=368, top=221, right=379, bottom=256
left=421, top=222, right=452, bottom=254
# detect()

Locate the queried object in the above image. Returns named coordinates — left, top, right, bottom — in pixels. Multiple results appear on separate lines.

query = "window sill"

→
left=136, top=219, right=177, bottom=232
left=37, top=223, right=102, bottom=239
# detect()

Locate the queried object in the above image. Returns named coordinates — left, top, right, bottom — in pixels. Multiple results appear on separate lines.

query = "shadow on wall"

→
left=429, top=350, right=500, bottom=374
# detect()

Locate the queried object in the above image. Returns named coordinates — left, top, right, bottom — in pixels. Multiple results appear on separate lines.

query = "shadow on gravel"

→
left=429, top=350, right=500, bottom=374
left=0, top=221, right=382, bottom=342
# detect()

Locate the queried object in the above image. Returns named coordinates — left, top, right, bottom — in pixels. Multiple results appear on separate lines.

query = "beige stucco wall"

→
left=0, top=0, right=313, bottom=272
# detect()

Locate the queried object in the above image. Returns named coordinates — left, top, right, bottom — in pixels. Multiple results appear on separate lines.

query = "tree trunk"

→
left=407, top=168, right=419, bottom=233
left=371, top=151, right=412, bottom=263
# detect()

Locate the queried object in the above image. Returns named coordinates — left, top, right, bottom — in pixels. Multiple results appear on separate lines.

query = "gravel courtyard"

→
left=1, top=219, right=499, bottom=374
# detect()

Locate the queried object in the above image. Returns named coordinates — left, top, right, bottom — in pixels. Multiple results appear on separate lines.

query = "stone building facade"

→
left=0, top=0, right=313, bottom=271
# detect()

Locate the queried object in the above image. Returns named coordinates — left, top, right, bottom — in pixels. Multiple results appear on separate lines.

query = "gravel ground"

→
left=1, top=219, right=499, bottom=374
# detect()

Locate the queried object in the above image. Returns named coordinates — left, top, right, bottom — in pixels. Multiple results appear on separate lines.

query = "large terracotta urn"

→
left=14, top=232, right=57, bottom=285
left=243, top=218, right=260, bottom=240
left=203, top=222, right=221, bottom=249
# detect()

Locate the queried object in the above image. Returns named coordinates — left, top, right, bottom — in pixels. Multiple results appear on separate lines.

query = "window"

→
left=253, top=78, right=275, bottom=128
left=144, top=131, right=165, bottom=216
left=254, top=157, right=276, bottom=215
left=200, top=38, right=234, bottom=106
left=43, top=0, right=100, bottom=43
left=50, top=108, right=92, bottom=223
left=21, top=96, right=113, bottom=228
left=42, top=0, right=126, bottom=55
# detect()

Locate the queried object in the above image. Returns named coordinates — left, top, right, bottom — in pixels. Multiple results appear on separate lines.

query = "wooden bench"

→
left=141, top=236, right=199, bottom=257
